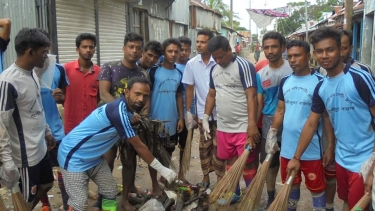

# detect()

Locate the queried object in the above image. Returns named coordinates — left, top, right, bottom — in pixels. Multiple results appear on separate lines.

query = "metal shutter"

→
left=98, top=0, right=127, bottom=64
left=56, top=0, right=96, bottom=65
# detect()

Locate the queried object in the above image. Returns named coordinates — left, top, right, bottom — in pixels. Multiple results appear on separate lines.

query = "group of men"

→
left=0, top=15, right=374, bottom=211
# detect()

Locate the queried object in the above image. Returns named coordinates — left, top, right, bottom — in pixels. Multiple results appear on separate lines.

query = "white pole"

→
left=305, top=0, right=308, bottom=41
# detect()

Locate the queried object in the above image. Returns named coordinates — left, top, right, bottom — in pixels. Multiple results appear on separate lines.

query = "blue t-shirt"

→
left=149, top=65, right=183, bottom=136
left=0, top=37, right=10, bottom=74
left=58, top=96, right=136, bottom=172
left=279, top=71, right=323, bottom=160
left=176, top=63, right=196, bottom=117
left=256, top=60, right=293, bottom=116
left=41, top=64, right=69, bottom=141
left=311, top=64, right=375, bottom=172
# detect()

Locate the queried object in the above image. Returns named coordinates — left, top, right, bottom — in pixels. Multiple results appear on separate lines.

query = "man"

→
left=0, top=18, right=11, bottom=73
left=58, top=77, right=177, bottom=211
left=287, top=27, right=375, bottom=211
left=318, top=30, right=372, bottom=76
left=0, top=28, right=56, bottom=210
left=137, top=40, right=163, bottom=71
left=266, top=40, right=333, bottom=211
left=98, top=32, right=149, bottom=211
left=316, top=29, right=373, bottom=211
left=182, top=29, right=225, bottom=188
left=256, top=31, right=293, bottom=206
left=204, top=36, right=260, bottom=204
left=175, top=36, right=195, bottom=181
left=63, top=33, right=100, bottom=135
left=149, top=38, right=184, bottom=168
left=235, top=41, right=242, bottom=56
left=254, top=42, right=261, bottom=63
left=33, top=29, right=70, bottom=211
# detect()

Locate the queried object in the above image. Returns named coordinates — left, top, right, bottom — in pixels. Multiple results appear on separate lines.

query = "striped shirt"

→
left=58, top=95, right=136, bottom=172
left=0, top=63, right=48, bottom=167
left=209, top=55, right=256, bottom=133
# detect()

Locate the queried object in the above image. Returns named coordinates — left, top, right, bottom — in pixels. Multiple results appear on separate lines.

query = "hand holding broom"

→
left=238, top=128, right=280, bottom=211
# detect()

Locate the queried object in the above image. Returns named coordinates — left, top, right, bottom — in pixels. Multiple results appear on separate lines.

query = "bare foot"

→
left=129, top=185, right=143, bottom=197
left=122, top=200, right=136, bottom=211
left=152, top=185, right=163, bottom=197
left=178, top=172, right=188, bottom=183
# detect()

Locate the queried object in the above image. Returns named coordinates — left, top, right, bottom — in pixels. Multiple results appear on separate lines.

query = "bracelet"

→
left=293, top=155, right=300, bottom=160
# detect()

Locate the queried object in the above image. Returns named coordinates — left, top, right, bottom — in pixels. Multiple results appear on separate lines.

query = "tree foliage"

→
left=277, top=0, right=344, bottom=36
left=202, top=0, right=247, bottom=31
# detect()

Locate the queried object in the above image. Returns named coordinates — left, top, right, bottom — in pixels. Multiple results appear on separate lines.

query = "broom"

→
left=0, top=196, right=6, bottom=211
left=12, top=184, right=31, bottom=211
left=181, top=128, right=193, bottom=177
left=238, top=152, right=274, bottom=211
left=350, top=194, right=371, bottom=211
left=267, top=170, right=297, bottom=211
left=209, top=145, right=252, bottom=206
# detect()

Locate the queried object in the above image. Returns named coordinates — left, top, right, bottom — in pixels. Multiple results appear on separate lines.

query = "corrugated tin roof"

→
left=189, top=0, right=222, bottom=17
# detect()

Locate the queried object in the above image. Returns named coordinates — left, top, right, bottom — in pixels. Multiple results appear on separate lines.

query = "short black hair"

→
left=286, top=40, right=310, bottom=54
left=15, top=28, right=50, bottom=56
left=162, top=38, right=181, bottom=53
left=76, top=33, right=97, bottom=48
left=342, top=30, right=353, bottom=46
left=36, top=28, right=49, bottom=38
left=197, top=29, right=215, bottom=40
left=262, top=31, right=286, bottom=47
left=207, top=35, right=230, bottom=53
left=127, top=77, right=151, bottom=90
left=144, top=40, right=162, bottom=57
left=310, top=27, right=342, bottom=49
left=177, top=36, right=192, bottom=47
left=124, top=32, right=144, bottom=46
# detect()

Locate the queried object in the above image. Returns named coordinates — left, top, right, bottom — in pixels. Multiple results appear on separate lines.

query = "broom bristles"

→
left=12, top=186, right=30, bottom=211
left=181, top=129, right=193, bottom=177
left=209, top=146, right=251, bottom=206
left=350, top=194, right=371, bottom=211
left=267, top=171, right=296, bottom=211
left=0, top=196, right=6, bottom=211
left=238, top=153, right=274, bottom=211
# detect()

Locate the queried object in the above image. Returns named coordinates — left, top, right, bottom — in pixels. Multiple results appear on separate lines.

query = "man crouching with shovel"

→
left=58, top=77, right=177, bottom=211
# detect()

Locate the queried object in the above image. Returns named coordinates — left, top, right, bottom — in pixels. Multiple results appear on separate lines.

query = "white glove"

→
left=185, top=111, right=197, bottom=130
left=265, top=127, right=280, bottom=154
left=149, top=158, right=177, bottom=183
left=0, top=161, right=20, bottom=189
left=202, top=114, right=210, bottom=140
left=360, top=152, right=375, bottom=182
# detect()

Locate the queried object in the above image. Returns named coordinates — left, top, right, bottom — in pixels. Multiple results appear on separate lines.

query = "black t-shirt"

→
left=97, top=60, right=149, bottom=98
left=0, top=37, right=10, bottom=52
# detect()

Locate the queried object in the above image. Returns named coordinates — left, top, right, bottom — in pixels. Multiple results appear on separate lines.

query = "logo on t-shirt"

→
left=262, top=79, right=271, bottom=88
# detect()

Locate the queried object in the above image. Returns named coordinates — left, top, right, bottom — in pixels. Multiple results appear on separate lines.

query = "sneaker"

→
left=41, top=206, right=52, bottom=211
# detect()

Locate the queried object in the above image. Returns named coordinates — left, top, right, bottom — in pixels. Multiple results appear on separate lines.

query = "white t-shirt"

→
left=0, top=63, right=48, bottom=167
left=182, top=54, right=217, bottom=120
left=209, top=55, right=257, bottom=133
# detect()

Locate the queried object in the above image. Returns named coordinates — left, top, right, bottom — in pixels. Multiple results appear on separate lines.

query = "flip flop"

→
left=217, top=191, right=242, bottom=205
left=197, top=181, right=210, bottom=190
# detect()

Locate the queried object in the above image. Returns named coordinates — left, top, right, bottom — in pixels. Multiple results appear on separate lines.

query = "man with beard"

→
left=97, top=32, right=149, bottom=211
left=256, top=31, right=293, bottom=207
left=63, top=33, right=100, bottom=135
left=182, top=29, right=225, bottom=189
left=137, top=40, right=163, bottom=71
left=58, top=77, right=177, bottom=211
left=287, top=27, right=375, bottom=211
left=149, top=38, right=184, bottom=184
